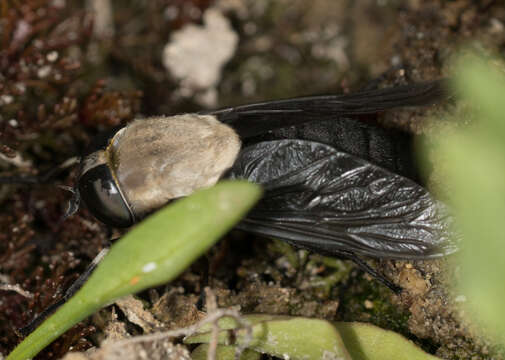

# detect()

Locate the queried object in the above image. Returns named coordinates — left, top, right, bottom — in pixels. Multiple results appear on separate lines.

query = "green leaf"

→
left=191, top=344, right=261, bottom=360
left=427, top=56, right=505, bottom=345
left=335, top=322, right=440, bottom=360
left=453, top=55, right=505, bottom=138
left=186, top=315, right=440, bottom=360
left=185, top=314, right=352, bottom=360
left=7, top=181, right=261, bottom=360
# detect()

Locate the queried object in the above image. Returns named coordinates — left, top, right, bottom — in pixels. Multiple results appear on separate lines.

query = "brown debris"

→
left=115, top=295, right=163, bottom=333
left=151, top=288, right=204, bottom=329
left=61, top=340, right=190, bottom=360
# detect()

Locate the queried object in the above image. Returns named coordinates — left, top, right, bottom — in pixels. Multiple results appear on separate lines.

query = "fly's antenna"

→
left=0, top=157, right=79, bottom=185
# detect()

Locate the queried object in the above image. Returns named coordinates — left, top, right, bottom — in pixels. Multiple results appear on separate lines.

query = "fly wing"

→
left=227, top=139, right=458, bottom=259
left=208, top=80, right=445, bottom=138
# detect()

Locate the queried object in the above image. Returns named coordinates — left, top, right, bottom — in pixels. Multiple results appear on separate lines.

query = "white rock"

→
left=162, top=8, right=238, bottom=96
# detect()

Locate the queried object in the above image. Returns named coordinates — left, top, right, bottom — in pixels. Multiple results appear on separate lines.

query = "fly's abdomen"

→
left=243, top=116, right=418, bottom=182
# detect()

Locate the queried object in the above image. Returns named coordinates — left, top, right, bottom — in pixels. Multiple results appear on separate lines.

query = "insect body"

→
left=76, top=80, right=457, bottom=260
left=2, top=80, right=456, bottom=337
left=78, top=114, right=241, bottom=227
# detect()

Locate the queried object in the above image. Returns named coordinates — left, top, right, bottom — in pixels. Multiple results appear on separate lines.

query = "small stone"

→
left=162, top=8, right=238, bottom=94
left=0, top=95, right=13, bottom=105
left=37, top=65, right=51, bottom=79
left=46, top=51, right=59, bottom=62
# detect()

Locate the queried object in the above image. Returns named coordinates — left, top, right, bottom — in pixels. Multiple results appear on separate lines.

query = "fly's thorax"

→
left=108, top=114, right=241, bottom=217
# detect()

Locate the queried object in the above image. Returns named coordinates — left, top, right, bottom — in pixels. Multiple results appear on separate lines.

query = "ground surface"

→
left=0, top=0, right=504, bottom=359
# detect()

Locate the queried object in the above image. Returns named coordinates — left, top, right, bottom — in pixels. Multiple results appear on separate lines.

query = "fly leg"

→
left=18, top=245, right=111, bottom=337
left=2, top=155, right=93, bottom=337
left=345, top=253, right=402, bottom=293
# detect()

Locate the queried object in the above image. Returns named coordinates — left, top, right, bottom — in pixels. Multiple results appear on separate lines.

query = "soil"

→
left=0, top=0, right=504, bottom=359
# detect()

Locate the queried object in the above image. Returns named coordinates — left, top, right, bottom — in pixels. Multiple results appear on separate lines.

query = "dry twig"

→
left=0, top=277, right=33, bottom=299
left=100, top=295, right=253, bottom=359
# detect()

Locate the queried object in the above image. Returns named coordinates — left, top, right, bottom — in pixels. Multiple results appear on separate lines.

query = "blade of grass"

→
left=335, top=322, right=440, bottom=360
left=185, top=314, right=352, bottom=360
left=191, top=344, right=261, bottom=360
left=186, top=315, right=441, bottom=360
left=427, top=55, right=505, bottom=345
left=7, top=181, right=261, bottom=360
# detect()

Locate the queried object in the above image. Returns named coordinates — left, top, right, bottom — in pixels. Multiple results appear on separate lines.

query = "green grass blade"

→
left=191, top=344, right=261, bottom=360
left=335, top=322, right=441, bottom=360
left=7, top=181, right=261, bottom=360
left=426, top=55, right=505, bottom=345
left=185, top=314, right=352, bottom=360
left=186, top=315, right=440, bottom=360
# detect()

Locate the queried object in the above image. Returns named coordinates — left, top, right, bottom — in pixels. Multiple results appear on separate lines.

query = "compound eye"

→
left=78, top=164, right=134, bottom=227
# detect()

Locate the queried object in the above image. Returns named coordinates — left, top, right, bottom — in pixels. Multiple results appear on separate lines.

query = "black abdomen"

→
left=243, top=116, right=418, bottom=182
